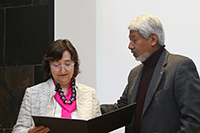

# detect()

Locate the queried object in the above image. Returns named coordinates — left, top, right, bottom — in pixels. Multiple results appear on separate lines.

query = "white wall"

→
left=96, top=0, right=200, bottom=102
left=55, top=0, right=96, bottom=88
left=56, top=1, right=200, bottom=133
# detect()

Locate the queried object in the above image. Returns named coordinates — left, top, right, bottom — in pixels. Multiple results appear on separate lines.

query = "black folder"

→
left=32, top=102, right=136, bottom=133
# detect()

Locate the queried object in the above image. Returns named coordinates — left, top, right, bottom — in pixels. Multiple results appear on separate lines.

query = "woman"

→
left=12, top=39, right=101, bottom=133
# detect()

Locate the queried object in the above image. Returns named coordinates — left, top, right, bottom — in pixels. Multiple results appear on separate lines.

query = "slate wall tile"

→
left=0, top=0, right=32, bottom=7
left=33, top=0, right=49, bottom=5
left=0, top=128, right=12, bottom=133
left=5, top=5, right=49, bottom=66
left=4, top=128, right=12, bottom=133
left=0, top=9, right=4, bottom=66
left=0, top=0, right=54, bottom=130
left=34, top=65, right=44, bottom=85
left=0, top=65, right=34, bottom=128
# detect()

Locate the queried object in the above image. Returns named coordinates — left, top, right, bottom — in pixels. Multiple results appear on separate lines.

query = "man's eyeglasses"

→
left=50, top=62, right=75, bottom=71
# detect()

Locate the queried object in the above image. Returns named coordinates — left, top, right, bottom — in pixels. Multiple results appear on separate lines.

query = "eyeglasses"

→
left=50, top=62, right=75, bottom=71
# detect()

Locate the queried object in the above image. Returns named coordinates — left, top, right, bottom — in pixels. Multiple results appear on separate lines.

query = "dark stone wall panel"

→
left=5, top=5, right=49, bottom=66
left=0, top=9, right=4, bottom=66
left=34, top=65, right=44, bottom=85
left=33, top=0, right=49, bottom=5
left=0, top=65, right=34, bottom=128
left=0, top=0, right=53, bottom=130
left=0, top=0, right=32, bottom=7
left=0, top=0, right=49, bottom=7
left=0, top=128, right=12, bottom=133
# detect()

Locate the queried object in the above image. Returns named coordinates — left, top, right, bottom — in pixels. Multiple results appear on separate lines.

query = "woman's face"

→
left=50, top=51, right=74, bottom=87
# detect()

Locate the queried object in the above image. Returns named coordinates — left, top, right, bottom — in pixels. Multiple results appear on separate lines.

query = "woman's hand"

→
left=28, top=125, right=50, bottom=133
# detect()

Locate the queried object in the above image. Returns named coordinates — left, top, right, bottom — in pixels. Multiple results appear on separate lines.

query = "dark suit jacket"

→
left=101, top=50, right=200, bottom=133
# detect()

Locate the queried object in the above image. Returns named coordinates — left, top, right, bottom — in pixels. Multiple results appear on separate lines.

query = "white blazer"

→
left=12, top=78, right=101, bottom=133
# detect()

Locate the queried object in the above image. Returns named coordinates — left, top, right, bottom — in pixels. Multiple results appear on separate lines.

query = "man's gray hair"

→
left=128, top=14, right=165, bottom=46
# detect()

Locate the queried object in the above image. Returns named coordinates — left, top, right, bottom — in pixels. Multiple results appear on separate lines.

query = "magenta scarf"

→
left=54, top=78, right=76, bottom=118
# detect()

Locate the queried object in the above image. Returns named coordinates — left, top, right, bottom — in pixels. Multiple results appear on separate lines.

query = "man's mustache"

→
left=131, top=49, right=140, bottom=55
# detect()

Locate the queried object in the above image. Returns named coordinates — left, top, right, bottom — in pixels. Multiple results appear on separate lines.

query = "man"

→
left=101, top=14, right=200, bottom=133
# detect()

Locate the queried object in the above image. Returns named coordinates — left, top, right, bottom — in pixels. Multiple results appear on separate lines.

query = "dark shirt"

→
left=133, top=46, right=165, bottom=133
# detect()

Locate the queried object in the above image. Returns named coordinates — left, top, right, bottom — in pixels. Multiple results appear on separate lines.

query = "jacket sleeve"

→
left=12, top=88, right=33, bottom=133
left=92, top=89, right=102, bottom=117
left=175, top=58, right=200, bottom=133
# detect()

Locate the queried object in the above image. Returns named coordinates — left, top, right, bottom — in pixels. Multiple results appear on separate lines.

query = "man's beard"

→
left=131, top=49, right=150, bottom=62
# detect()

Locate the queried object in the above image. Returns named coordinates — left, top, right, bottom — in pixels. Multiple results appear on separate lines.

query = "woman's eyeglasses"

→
left=50, top=61, right=75, bottom=71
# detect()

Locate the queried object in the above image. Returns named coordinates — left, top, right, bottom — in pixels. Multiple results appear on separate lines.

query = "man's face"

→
left=128, top=30, right=152, bottom=62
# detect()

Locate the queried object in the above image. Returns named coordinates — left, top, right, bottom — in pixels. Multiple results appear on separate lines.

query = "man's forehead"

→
left=129, top=30, right=139, bottom=37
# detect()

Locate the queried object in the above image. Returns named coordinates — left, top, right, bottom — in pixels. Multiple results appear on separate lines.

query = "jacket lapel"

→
left=40, top=78, right=55, bottom=116
left=129, top=66, right=144, bottom=103
left=142, top=50, right=169, bottom=116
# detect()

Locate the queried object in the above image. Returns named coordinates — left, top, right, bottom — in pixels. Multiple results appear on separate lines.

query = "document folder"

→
left=32, top=102, right=136, bottom=133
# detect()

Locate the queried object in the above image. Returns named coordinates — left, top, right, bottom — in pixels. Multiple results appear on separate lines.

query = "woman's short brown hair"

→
left=41, top=39, right=80, bottom=80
